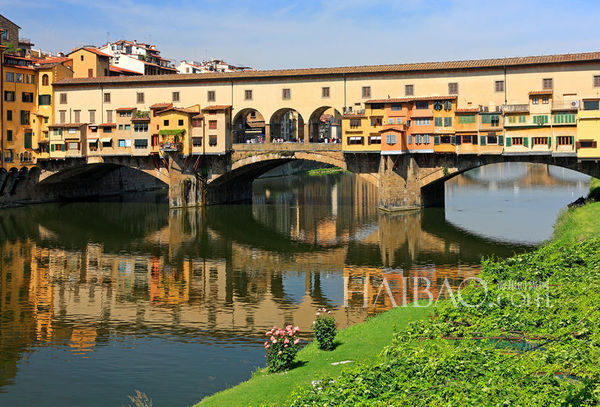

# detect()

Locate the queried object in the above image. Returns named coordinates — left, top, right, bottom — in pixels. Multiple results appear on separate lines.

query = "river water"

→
left=0, top=163, right=589, bottom=406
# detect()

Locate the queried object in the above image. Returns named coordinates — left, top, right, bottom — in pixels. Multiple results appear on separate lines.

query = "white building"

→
left=99, top=40, right=177, bottom=75
left=176, top=58, right=253, bottom=74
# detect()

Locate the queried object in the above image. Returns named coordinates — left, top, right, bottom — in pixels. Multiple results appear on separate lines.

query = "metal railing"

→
left=501, top=104, right=529, bottom=113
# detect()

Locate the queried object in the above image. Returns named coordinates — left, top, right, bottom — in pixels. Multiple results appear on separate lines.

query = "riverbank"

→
left=196, top=198, right=600, bottom=406
left=196, top=305, right=430, bottom=406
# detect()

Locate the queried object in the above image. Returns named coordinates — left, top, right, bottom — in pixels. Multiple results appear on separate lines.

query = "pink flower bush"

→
left=263, top=324, right=301, bottom=372
left=313, top=307, right=337, bottom=351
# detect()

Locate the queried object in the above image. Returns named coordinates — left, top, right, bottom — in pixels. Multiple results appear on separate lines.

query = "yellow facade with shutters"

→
left=577, top=99, right=600, bottom=159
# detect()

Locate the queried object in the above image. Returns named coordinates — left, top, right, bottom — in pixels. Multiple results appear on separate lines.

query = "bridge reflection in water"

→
left=0, top=163, right=584, bottom=402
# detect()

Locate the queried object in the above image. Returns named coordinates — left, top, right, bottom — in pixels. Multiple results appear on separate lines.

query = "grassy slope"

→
left=552, top=201, right=600, bottom=245
left=197, top=304, right=430, bottom=407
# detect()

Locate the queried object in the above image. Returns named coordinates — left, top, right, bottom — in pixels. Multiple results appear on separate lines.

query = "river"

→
left=0, top=163, right=589, bottom=406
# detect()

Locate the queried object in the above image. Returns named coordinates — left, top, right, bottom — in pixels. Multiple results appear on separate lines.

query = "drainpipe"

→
left=343, top=73, right=347, bottom=113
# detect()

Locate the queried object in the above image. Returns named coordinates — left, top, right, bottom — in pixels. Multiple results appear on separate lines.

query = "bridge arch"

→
left=232, top=108, right=266, bottom=144
left=307, top=106, right=342, bottom=143
left=269, top=108, right=305, bottom=143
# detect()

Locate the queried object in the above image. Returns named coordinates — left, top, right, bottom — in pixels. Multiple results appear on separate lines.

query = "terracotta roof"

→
left=54, top=51, right=600, bottom=87
left=367, top=96, right=457, bottom=104
left=150, top=102, right=172, bottom=109
left=455, top=108, right=480, bottom=113
left=380, top=125, right=405, bottom=132
left=343, top=114, right=366, bottom=118
left=109, top=65, right=142, bottom=75
left=116, top=107, right=136, bottom=111
left=201, top=105, right=232, bottom=111
left=68, top=47, right=111, bottom=58
left=98, top=123, right=116, bottom=127
left=48, top=123, right=86, bottom=128
left=37, top=57, right=71, bottom=64
left=157, top=107, right=198, bottom=115
left=529, top=90, right=553, bottom=96
left=192, top=113, right=204, bottom=119
left=132, top=116, right=150, bottom=121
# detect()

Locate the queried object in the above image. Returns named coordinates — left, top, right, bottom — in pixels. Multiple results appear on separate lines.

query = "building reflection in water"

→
left=2, top=166, right=570, bottom=392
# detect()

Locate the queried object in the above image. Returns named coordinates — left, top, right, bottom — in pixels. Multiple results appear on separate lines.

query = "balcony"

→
left=160, top=142, right=182, bottom=152
left=502, top=104, right=529, bottom=113
left=552, top=100, right=580, bottom=111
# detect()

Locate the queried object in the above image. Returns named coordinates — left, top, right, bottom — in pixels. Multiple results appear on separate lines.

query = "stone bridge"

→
left=1, top=144, right=598, bottom=210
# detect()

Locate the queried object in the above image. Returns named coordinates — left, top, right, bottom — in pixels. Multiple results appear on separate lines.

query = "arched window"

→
left=42, top=74, right=49, bottom=86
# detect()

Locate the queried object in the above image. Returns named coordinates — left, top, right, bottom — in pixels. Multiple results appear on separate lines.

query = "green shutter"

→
left=506, top=137, right=512, bottom=147
left=434, top=117, right=442, bottom=127
left=62, top=144, right=66, bottom=152
left=450, top=135, right=456, bottom=145
left=24, top=133, right=32, bottom=149
left=481, top=115, right=490, bottom=124
left=498, top=135, right=504, bottom=146
left=444, top=117, right=452, bottom=127
left=523, top=137, right=529, bottom=147
left=519, top=115, right=526, bottom=123
left=548, top=137, right=552, bottom=147
left=50, top=144, right=54, bottom=152
left=434, top=135, right=440, bottom=145
left=480, top=135, right=487, bottom=146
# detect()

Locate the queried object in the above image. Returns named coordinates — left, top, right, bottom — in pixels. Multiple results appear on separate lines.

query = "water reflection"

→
left=0, top=163, right=589, bottom=406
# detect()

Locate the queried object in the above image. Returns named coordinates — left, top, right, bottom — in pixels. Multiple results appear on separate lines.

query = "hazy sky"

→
left=1, top=0, right=599, bottom=69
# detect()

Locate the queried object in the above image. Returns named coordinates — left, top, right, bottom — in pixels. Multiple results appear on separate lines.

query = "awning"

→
left=349, top=136, right=363, bottom=141
left=88, top=138, right=99, bottom=143
left=134, top=139, right=148, bottom=147
left=370, top=136, right=381, bottom=141
left=100, top=138, right=112, bottom=143
left=64, top=137, right=80, bottom=141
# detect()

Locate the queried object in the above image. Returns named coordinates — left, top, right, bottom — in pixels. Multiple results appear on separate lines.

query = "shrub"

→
left=313, top=308, right=336, bottom=351
left=264, top=325, right=301, bottom=372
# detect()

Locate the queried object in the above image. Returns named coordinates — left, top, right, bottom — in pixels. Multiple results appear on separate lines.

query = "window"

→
left=519, top=115, right=527, bottom=123
left=134, top=139, right=148, bottom=149
left=209, top=120, right=217, bottom=129
left=192, top=118, right=202, bottom=127
left=5, top=72, right=14, bottom=82
left=461, top=135, right=473, bottom=144
left=118, top=139, right=126, bottom=148
left=88, top=68, right=94, bottom=78
left=490, top=115, right=500, bottom=126
left=434, top=117, right=443, bottom=127
left=386, top=134, right=396, bottom=144
left=557, top=136, right=573, bottom=145
left=282, top=88, right=291, bottom=100
left=172, top=91, right=180, bottom=102
left=371, top=103, right=384, bottom=110
left=533, top=115, right=549, bottom=124
left=369, top=135, right=381, bottom=145
left=448, top=82, right=458, bottom=95
left=542, top=78, right=553, bottom=90
left=408, top=134, right=413, bottom=144
left=137, top=92, right=144, bottom=104
left=15, top=73, right=22, bottom=83
left=533, top=136, right=549, bottom=145
left=362, top=86, right=371, bottom=98
left=458, top=115, right=475, bottom=124
left=245, top=90, right=252, bottom=100
left=542, top=97, right=549, bottom=104
left=444, top=117, right=452, bottom=127
left=391, top=104, right=402, bottom=111
left=209, top=136, right=217, bottom=146
left=104, top=92, right=111, bottom=103
left=405, top=84, right=414, bottom=96
left=6, top=110, right=12, bottom=121
left=594, top=75, right=600, bottom=88
left=118, top=124, right=124, bottom=130
left=124, top=124, right=131, bottom=130
left=396, top=118, right=402, bottom=124
left=53, top=128, right=63, bottom=136
left=134, top=123, right=149, bottom=132
left=89, top=110, right=96, bottom=123
left=554, top=113, right=576, bottom=124
left=6, top=130, right=13, bottom=142
left=80, top=55, right=84, bottom=61
left=495, top=80, right=504, bottom=92
left=177, top=119, right=184, bottom=126
left=349, top=119, right=361, bottom=128
left=208, top=90, right=216, bottom=102
left=322, top=87, right=330, bottom=98
left=22, top=92, right=34, bottom=103
left=60, top=93, right=67, bottom=104
left=370, top=117, right=382, bottom=126
left=4, top=91, right=15, bottom=102
left=42, top=74, right=49, bottom=86
left=583, top=100, right=600, bottom=110
left=511, top=137, right=523, bottom=145
left=106, top=110, right=113, bottom=122
left=67, top=142, right=79, bottom=151
left=38, top=94, right=51, bottom=105
left=416, top=101, right=428, bottom=109
left=413, top=118, right=431, bottom=126
left=347, top=136, right=363, bottom=145
left=487, top=133, right=498, bottom=144
left=20, top=110, right=30, bottom=125
left=579, top=140, right=597, bottom=148
left=192, top=137, right=202, bottom=147
left=163, top=120, right=169, bottom=126
left=74, top=110, right=81, bottom=123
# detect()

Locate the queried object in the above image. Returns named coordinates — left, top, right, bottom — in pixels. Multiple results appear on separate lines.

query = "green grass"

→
left=588, top=177, right=600, bottom=201
left=306, top=167, right=347, bottom=176
left=552, top=201, right=600, bottom=245
left=196, top=304, right=430, bottom=407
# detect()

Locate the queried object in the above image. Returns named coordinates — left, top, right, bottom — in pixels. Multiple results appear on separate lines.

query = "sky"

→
left=1, top=0, right=600, bottom=70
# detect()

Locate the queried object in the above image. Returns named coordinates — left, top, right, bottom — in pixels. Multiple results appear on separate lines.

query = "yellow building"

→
left=577, top=98, right=600, bottom=159
left=432, top=98, right=457, bottom=153
left=67, top=47, right=110, bottom=78
left=34, top=58, right=73, bottom=162
left=341, top=101, right=384, bottom=153
left=156, top=105, right=201, bottom=156
left=2, top=54, right=36, bottom=168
